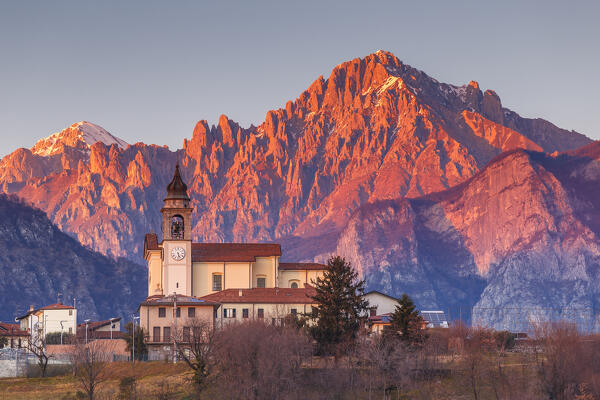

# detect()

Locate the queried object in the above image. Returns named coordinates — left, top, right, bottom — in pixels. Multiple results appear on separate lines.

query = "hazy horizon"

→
left=1, top=0, right=599, bottom=158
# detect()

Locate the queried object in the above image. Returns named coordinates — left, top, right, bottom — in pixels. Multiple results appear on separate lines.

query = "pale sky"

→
left=1, top=0, right=598, bottom=158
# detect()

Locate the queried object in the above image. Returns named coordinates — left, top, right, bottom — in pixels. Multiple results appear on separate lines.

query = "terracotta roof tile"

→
left=144, top=233, right=159, bottom=251
left=16, top=302, right=75, bottom=320
left=77, top=318, right=121, bottom=331
left=198, top=286, right=316, bottom=304
left=278, top=262, right=328, bottom=271
left=191, top=243, right=281, bottom=262
left=140, top=294, right=220, bottom=307
left=0, top=322, right=29, bottom=337
left=39, top=303, right=74, bottom=311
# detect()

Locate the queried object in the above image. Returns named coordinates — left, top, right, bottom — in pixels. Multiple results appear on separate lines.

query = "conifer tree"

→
left=385, top=293, right=426, bottom=346
left=309, top=256, right=368, bottom=354
left=124, top=322, right=147, bottom=361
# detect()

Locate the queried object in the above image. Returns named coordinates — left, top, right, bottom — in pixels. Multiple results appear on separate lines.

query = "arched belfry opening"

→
left=161, top=164, right=193, bottom=241
left=170, top=215, right=184, bottom=239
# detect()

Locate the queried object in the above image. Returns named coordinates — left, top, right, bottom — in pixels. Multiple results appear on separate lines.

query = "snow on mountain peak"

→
left=32, top=121, right=129, bottom=157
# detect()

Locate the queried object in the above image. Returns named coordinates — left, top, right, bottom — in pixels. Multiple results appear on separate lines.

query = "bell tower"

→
left=161, top=164, right=193, bottom=296
left=162, top=164, right=192, bottom=240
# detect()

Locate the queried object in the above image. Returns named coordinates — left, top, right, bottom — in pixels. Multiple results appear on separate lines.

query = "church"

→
left=139, top=165, right=326, bottom=357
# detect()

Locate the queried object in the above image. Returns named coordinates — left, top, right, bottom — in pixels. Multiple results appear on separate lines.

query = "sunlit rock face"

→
left=332, top=148, right=600, bottom=331
left=0, top=51, right=596, bottom=330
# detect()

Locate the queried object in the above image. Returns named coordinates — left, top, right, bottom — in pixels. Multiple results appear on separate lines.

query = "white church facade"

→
left=140, top=165, right=326, bottom=356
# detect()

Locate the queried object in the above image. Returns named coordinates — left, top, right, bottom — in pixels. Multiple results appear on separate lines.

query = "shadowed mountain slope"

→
left=0, top=194, right=146, bottom=322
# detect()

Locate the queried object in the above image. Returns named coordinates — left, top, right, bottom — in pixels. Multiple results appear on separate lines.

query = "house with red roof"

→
left=15, top=302, right=77, bottom=342
left=0, top=322, right=29, bottom=349
left=76, top=317, right=123, bottom=341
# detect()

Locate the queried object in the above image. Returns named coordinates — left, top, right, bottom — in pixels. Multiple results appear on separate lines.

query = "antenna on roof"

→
left=57, top=292, right=62, bottom=304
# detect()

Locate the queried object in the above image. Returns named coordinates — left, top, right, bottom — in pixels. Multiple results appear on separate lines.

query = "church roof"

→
left=144, top=233, right=159, bottom=251
left=198, top=286, right=316, bottom=304
left=140, top=294, right=220, bottom=307
left=278, top=262, right=328, bottom=271
left=191, top=243, right=281, bottom=262
left=164, top=164, right=190, bottom=201
left=143, top=233, right=282, bottom=261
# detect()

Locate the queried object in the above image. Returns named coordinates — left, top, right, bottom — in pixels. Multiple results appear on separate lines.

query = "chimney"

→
left=29, top=305, right=34, bottom=312
left=238, top=290, right=242, bottom=297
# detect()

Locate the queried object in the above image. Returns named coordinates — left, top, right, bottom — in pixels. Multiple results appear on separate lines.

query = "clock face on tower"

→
left=170, top=246, right=185, bottom=261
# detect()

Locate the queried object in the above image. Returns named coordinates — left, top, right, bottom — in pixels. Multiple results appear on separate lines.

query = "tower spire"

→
left=165, top=163, right=190, bottom=202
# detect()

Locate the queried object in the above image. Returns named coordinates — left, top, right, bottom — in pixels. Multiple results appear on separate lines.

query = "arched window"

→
left=171, top=215, right=184, bottom=239
left=290, top=281, right=299, bottom=289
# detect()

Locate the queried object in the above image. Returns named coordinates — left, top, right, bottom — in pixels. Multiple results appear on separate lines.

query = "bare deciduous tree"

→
left=69, top=340, right=116, bottom=400
left=173, top=318, right=217, bottom=395
left=214, top=321, right=311, bottom=400
left=533, top=322, right=588, bottom=400
left=461, top=327, right=496, bottom=400
left=358, top=334, right=411, bottom=399
left=27, top=333, right=52, bottom=377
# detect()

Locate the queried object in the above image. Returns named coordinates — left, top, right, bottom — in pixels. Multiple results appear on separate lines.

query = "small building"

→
left=199, top=285, right=317, bottom=326
left=421, top=311, right=449, bottom=328
left=368, top=313, right=392, bottom=335
left=139, top=294, right=219, bottom=361
left=77, top=318, right=123, bottom=341
left=0, top=322, right=29, bottom=349
left=15, top=302, right=77, bottom=341
left=363, top=291, right=400, bottom=317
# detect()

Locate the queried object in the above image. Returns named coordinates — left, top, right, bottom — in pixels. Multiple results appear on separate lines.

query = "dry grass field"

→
left=2, top=323, right=599, bottom=400
left=0, top=362, right=193, bottom=400
left=0, top=355, right=538, bottom=400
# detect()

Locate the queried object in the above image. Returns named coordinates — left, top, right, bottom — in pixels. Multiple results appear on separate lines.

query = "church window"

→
left=290, top=281, right=299, bottom=289
left=69, top=310, right=73, bottom=316
left=257, top=308, right=264, bottom=319
left=158, top=308, right=166, bottom=318
left=257, top=277, right=266, bottom=288
left=242, top=308, right=249, bottom=318
left=153, top=327, right=160, bottom=342
left=183, top=327, right=190, bottom=342
left=176, top=282, right=179, bottom=288
left=224, top=308, right=236, bottom=318
left=170, top=215, right=184, bottom=239
left=212, top=274, right=222, bottom=291
left=18, top=339, right=21, bottom=348
left=163, top=327, right=171, bottom=342
left=176, top=307, right=181, bottom=318
left=69, top=327, right=72, bottom=334
left=291, top=309, right=297, bottom=315
left=369, top=307, right=377, bottom=317
left=188, top=307, right=195, bottom=318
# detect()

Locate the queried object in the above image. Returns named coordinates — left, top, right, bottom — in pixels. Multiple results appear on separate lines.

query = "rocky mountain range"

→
left=0, top=194, right=146, bottom=322
left=0, top=50, right=598, bottom=329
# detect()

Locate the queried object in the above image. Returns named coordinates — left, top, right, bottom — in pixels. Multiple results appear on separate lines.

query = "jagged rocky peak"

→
left=31, top=121, right=129, bottom=157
